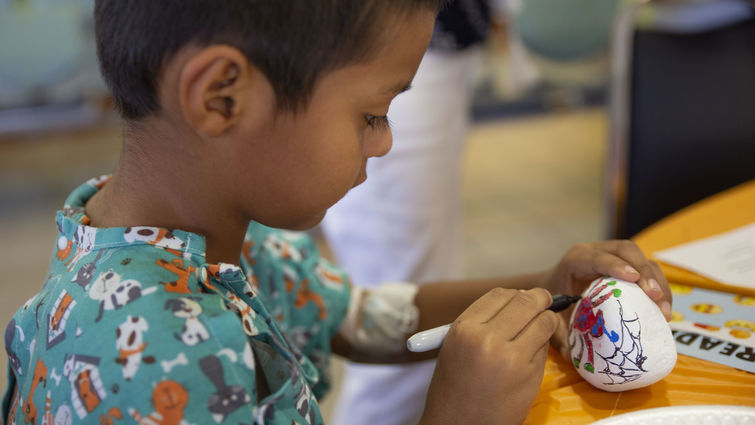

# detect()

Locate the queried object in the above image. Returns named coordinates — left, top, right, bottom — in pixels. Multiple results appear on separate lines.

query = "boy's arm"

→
left=332, top=240, right=671, bottom=363
left=335, top=286, right=560, bottom=424
left=413, top=273, right=547, bottom=335
left=332, top=272, right=545, bottom=362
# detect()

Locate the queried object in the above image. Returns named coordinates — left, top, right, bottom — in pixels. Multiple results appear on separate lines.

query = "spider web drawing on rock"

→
left=569, top=280, right=649, bottom=386
left=595, top=300, right=648, bottom=386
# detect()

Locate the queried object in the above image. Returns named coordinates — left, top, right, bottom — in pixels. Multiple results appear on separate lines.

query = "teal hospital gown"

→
left=2, top=176, right=351, bottom=425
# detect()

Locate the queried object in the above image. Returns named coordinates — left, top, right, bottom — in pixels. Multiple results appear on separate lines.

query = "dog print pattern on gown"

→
left=3, top=177, right=351, bottom=425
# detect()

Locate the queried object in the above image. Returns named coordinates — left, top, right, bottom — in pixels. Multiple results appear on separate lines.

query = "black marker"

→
left=547, top=294, right=582, bottom=312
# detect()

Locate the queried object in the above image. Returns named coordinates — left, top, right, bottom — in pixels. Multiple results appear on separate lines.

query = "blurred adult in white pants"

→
left=321, top=2, right=491, bottom=424
left=323, top=46, right=482, bottom=425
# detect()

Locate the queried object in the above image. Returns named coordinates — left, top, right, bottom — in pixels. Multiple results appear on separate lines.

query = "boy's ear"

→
left=178, top=45, right=271, bottom=137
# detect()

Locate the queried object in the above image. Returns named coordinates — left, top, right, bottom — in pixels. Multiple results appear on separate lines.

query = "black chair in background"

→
left=605, top=0, right=755, bottom=239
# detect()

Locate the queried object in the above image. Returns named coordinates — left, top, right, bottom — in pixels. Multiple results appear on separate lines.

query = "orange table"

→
left=524, top=181, right=755, bottom=424
left=634, top=180, right=755, bottom=297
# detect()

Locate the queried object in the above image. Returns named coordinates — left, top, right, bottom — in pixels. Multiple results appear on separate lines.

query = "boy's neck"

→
left=85, top=122, right=247, bottom=265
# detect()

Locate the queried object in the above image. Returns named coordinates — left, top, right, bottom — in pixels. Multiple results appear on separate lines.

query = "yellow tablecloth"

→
left=524, top=181, right=755, bottom=424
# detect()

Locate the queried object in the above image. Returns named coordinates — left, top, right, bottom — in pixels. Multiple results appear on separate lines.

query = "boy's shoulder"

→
left=5, top=243, right=261, bottom=424
left=3, top=179, right=348, bottom=424
left=11, top=238, right=253, bottom=364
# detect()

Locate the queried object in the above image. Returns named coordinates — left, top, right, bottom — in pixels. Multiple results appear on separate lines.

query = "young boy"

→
left=3, top=1, right=671, bottom=424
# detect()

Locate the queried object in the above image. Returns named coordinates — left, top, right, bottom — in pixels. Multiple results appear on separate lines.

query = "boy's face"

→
left=232, top=10, right=436, bottom=230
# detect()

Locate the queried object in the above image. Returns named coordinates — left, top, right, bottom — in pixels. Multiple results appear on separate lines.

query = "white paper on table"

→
left=654, top=222, right=755, bottom=290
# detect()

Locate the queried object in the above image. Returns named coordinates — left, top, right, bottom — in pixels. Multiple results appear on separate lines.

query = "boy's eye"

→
left=365, top=114, right=390, bottom=131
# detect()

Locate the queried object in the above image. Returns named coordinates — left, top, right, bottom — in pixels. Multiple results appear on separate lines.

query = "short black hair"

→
left=94, top=1, right=447, bottom=121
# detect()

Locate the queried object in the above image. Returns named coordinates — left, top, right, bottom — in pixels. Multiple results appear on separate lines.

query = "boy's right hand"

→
left=419, top=288, right=558, bottom=425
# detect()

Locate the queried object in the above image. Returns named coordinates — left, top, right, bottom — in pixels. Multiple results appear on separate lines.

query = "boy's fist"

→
left=420, top=288, right=558, bottom=425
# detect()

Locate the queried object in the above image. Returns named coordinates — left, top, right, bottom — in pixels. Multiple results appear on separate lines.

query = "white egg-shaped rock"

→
left=568, top=276, right=676, bottom=392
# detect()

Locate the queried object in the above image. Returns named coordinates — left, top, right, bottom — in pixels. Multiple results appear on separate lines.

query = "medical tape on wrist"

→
left=339, top=282, right=420, bottom=355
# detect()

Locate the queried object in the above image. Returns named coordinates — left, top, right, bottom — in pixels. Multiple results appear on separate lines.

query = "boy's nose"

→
left=369, top=129, right=393, bottom=158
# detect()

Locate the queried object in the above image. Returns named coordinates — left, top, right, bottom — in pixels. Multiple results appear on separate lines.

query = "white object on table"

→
left=654, top=222, right=755, bottom=291
left=590, top=405, right=755, bottom=425
left=569, top=277, right=676, bottom=392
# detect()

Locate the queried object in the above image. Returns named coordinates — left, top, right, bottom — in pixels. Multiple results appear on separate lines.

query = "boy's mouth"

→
left=354, top=171, right=367, bottom=187
left=353, top=163, right=368, bottom=187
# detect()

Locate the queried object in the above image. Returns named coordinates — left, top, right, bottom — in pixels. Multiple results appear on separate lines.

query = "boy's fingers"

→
left=456, top=287, right=518, bottom=324
left=634, top=260, right=665, bottom=301
left=648, top=260, right=673, bottom=320
left=595, top=240, right=671, bottom=298
left=584, top=253, right=673, bottom=319
left=584, top=242, right=674, bottom=322
left=594, top=240, right=648, bottom=280
left=560, top=243, right=637, bottom=284
left=534, top=340, right=551, bottom=366
left=649, top=260, right=671, bottom=299
left=512, top=309, right=560, bottom=360
left=488, top=288, right=552, bottom=340
left=548, top=312, right=571, bottom=360
left=593, top=241, right=673, bottom=311
left=573, top=250, right=634, bottom=283
left=524, top=340, right=551, bottom=379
